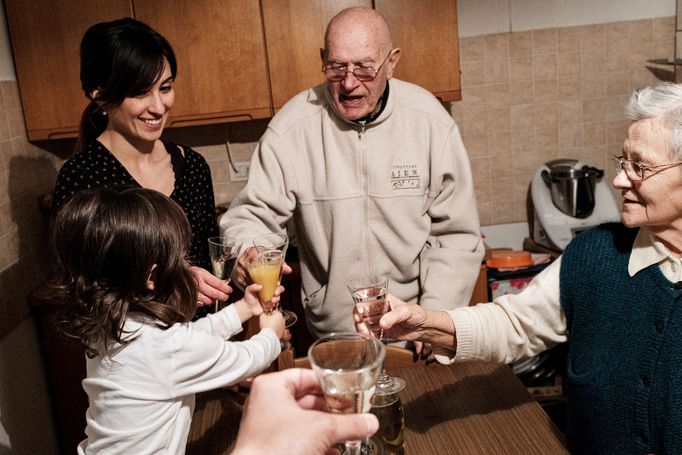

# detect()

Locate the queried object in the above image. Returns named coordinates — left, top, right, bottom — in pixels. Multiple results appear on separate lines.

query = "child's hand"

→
left=244, top=283, right=286, bottom=316
left=259, top=310, right=285, bottom=340
left=243, top=283, right=265, bottom=318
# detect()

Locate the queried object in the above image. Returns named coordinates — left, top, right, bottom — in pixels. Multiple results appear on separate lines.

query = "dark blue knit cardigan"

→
left=560, top=223, right=682, bottom=454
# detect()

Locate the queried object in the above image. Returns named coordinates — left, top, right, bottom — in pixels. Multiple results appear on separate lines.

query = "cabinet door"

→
left=4, top=0, right=132, bottom=140
left=375, top=0, right=461, bottom=101
left=261, top=0, right=370, bottom=111
left=134, top=0, right=272, bottom=127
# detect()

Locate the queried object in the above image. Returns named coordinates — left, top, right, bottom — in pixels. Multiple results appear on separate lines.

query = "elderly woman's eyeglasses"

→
left=322, top=49, right=396, bottom=82
left=612, top=155, right=682, bottom=180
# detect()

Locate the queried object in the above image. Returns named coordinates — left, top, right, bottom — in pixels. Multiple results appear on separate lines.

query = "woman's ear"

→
left=88, top=88, right=101, bottom=101
left=146, top=264, right=158, bottom=290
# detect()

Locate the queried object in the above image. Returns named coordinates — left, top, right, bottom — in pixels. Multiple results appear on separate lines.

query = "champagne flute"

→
left=248, top=233, right=296, bottom=325
left=308, top=332, right=386, bottom=455
left=207, top=237, right=241, bottom=313
left=347, top=275, right=406, bottom=396
left=244, top=248, right=284, bottom=313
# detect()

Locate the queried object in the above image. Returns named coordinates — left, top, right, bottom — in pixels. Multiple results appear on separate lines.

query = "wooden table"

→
left=187, top=361, right=568, bottom=454
left=395, top=362, right=568, bottom=454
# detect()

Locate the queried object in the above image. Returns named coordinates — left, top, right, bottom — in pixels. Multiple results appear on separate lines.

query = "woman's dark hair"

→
left=77, top=17, right=177, bottom=153
left=51, top=187, right=196, bottom=357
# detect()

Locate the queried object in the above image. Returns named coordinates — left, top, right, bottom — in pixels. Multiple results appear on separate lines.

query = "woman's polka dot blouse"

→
left=53, top=140, right=218, bottom=270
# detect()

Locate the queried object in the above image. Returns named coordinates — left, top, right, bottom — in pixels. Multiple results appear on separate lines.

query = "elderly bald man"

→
left=222, top=7, right=483, bottom=356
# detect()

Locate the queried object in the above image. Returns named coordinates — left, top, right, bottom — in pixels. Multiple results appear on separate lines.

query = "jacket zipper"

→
left=358, top=121, right=374, bottom=274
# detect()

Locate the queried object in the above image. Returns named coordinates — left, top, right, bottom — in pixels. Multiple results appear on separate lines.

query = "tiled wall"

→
left=0, top=17, right=675, bottom=337
left=453, top=17, right=674, bottom=225
left=0, top=80, right=62, bottom=339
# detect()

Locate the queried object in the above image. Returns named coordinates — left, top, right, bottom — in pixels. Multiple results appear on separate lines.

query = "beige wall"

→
left=0, top=80, right=62, bottom=339
left=0, top=79, right=60, bottom=452
left=454, top=17, right=674, bottom=225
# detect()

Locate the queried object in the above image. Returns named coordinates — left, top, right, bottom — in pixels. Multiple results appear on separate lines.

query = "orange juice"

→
left=248, top=261, right=281, bottom=303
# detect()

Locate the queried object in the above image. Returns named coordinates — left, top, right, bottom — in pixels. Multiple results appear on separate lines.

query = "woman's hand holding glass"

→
left=365, top=294, right=458, bottom=355
left=348, top=275, right=390, bottom=339
left=206, top=237, right=242, bottom=311
left=192, top=266, right=233, bottom=306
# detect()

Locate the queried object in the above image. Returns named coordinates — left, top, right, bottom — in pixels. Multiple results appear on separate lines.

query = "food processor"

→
left=529, top=159, right=620, bottom=252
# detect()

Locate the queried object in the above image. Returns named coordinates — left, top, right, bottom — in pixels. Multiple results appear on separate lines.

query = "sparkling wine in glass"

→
left=347, top=275, right=405, bottom=396
left=208, top=237, right=241, bottom=312
left=347, top=276, right=390, bottom=339
left=308, top=332, right=386, bottom=455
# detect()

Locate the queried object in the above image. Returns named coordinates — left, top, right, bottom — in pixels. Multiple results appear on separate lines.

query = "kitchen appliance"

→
left=529, top=159, right=620, bottom=251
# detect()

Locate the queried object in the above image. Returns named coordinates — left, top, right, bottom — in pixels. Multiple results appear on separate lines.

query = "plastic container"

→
left=485, top=250, right=533, bottom=269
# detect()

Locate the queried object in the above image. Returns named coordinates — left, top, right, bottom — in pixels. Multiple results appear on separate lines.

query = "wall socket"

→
left=229, top=160, right=250, bottom=182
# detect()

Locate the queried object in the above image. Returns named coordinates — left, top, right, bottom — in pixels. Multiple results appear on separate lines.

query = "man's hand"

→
left=231, top=369, right=379, bottom=455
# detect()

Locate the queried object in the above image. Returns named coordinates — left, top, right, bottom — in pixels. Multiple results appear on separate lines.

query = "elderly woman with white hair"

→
left=361, top=82, right=682, bottom=454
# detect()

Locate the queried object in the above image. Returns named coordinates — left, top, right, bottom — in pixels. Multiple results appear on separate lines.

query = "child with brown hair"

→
left=51, top=187, right=284, bottom=454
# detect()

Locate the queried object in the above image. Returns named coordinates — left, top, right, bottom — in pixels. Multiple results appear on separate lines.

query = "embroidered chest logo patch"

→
left=391, top=164, right=420, bottom=190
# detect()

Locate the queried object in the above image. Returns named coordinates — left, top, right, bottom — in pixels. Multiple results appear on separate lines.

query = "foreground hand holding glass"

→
left=308, top=332, right=386, bottom=455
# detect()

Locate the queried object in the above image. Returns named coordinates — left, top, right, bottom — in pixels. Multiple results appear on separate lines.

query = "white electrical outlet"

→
left=229, top=161, right=250, bottom=182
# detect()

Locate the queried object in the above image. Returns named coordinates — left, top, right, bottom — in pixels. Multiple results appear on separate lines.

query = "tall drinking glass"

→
left=207, top=237, right=241, bottom=312
left=347, top=275, right=405, bottom=395
left=308, top=332, right=386, bottom=455
left=246, top=233, right=296, bottom=326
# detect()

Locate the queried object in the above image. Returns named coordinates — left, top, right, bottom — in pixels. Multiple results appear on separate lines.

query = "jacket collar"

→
left=322, top=79, right=395, bottom=129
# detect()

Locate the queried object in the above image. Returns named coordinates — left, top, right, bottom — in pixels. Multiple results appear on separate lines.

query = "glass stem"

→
left=345, top=440, right=362, bottom=455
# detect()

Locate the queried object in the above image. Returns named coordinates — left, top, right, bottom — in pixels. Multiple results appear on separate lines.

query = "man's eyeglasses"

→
left=612, top=155, right=682, bottom=180
left=322, top=49, right=396, bottom=82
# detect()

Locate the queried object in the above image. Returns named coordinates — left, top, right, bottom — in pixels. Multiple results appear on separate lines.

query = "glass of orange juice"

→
left=247, top=233, right=288, bottom=313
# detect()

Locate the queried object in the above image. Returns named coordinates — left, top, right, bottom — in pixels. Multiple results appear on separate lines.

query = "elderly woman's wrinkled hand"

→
left=379, top=295, right=430, bottom=342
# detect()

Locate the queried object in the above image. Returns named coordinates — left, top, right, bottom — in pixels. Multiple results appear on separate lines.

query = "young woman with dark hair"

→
left=52, top=187, right=284, bottom=453
left=53, top=17, right=227, bottom=312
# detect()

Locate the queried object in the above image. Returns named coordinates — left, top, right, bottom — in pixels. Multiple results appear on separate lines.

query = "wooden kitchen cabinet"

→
left=376, top=0, right=461, bottom=102
left=4, top=0, right=271, bottom=140
left=3, top=0, right=132, bottom=140
left=135, top=0, right=272, bottom=128
left=4, top=0, right=460, bottom=141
